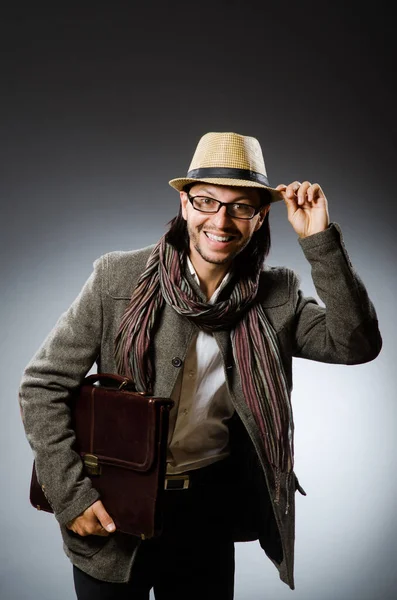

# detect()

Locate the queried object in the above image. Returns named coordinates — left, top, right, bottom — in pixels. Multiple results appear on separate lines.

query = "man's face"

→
left=180, top=183, right=270, bottom=268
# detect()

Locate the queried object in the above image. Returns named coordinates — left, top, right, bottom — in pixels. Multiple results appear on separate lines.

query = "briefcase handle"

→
left=83, top=373, right=138, bottom=391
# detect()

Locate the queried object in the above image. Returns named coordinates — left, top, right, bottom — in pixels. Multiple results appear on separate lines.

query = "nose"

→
left=211, top=205, right=234, bottom=229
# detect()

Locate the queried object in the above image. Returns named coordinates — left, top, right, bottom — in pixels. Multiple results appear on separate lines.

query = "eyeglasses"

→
left=187, top=193, right=261, bottom=220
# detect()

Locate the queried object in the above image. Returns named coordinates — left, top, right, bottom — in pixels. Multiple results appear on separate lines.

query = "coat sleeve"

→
left=291, top=223, right=382, bottom=364
left=19, top=256, right=107, bottom=526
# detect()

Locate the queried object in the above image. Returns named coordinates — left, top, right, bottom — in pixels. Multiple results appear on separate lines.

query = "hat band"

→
left=187, top=167, right=270, bottom=187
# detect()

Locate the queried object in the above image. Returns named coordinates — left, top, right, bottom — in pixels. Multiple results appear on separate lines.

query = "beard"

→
left=186, top=220, right=252, bottom=266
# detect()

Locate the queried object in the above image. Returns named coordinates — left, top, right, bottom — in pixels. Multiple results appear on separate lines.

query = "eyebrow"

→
left=193, top=188, right=255, bottom=203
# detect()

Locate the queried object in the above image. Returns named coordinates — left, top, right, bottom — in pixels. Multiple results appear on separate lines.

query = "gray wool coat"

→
left=19, top=223, right=382, bottom=591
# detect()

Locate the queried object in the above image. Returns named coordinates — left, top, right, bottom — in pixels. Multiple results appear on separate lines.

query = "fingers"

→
left=279, top=181, right=324, bottom=206
left=66, top=500, right=116, bottom=537
left=300, top=182, right=323, bottom=205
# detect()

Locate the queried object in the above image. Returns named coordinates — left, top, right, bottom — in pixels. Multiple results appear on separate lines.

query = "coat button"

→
left=171, top=357, right=183, bottom=368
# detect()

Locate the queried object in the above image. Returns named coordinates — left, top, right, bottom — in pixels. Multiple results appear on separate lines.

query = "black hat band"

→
left=187, top=167, right=270, bottom=187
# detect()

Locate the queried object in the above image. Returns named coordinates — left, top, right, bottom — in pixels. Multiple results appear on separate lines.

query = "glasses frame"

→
left=186, top=192, right=262, bottom=220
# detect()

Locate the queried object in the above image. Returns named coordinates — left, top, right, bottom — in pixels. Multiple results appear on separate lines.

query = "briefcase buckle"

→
left=83, top=454, right=102, bottom=476
left=164, top=475, right=190, bottom=490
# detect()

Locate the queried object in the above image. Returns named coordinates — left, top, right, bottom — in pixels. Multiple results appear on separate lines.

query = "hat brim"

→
left=169, top=177, right=283, bottom=203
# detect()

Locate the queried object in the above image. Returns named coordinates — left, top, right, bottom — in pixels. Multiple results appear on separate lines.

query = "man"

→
left=19, top=132, right=382, bottom=599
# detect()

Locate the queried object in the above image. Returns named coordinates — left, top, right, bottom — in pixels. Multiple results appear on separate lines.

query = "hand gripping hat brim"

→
left=169, top=131, right=283, bottom=203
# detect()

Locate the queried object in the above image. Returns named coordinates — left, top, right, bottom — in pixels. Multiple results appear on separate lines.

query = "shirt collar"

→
left=187, top=256, right=232, bottom=304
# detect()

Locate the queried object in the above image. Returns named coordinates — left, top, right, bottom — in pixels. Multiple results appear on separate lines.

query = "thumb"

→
left=277, top=185, right=299, bottom=221
left=92, top=500, right=116, bottom=532
left=275, top=184, right=295, bottom=206
left=275, top=184, right=290, bottom=203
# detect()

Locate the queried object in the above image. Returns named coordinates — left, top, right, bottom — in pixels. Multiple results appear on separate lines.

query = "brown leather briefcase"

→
left=30, top=373, right=174, bottom=539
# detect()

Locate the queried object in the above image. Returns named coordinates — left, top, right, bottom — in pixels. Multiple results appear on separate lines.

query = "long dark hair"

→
left=165, top=187, right=271, bottom=279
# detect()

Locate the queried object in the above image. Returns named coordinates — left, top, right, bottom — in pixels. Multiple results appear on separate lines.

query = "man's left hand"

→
left=276, top=181, right=330, bottom=238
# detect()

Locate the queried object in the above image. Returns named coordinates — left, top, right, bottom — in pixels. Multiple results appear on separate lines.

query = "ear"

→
left=254, top=204, right=270, bottom=232
left=180, top=191, right=188, bottom=221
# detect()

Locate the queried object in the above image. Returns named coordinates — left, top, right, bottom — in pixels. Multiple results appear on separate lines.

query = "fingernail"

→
left=106, top=523, right=115, bottom=532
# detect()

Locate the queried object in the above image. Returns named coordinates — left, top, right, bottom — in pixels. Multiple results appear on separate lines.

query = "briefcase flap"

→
left=73, top=384, right=173, bottom=473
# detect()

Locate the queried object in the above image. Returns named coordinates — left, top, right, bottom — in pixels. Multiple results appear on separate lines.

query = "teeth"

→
left=206, top=233, right=233, bottom=242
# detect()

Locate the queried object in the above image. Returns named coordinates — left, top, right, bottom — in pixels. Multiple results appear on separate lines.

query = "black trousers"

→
left=73, top=459, right=236, bottom=600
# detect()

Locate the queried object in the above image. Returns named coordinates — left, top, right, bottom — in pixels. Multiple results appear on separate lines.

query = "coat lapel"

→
left=152, top=302, right=196, bottom=398
left=151, top=258, right=201, bottom=398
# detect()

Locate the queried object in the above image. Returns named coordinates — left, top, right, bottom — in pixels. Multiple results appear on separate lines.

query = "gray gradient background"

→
left=2, top=2, right=396, bottom=599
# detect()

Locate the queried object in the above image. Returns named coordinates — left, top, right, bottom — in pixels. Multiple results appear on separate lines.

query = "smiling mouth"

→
left=204, top=232, right=236, bottom=243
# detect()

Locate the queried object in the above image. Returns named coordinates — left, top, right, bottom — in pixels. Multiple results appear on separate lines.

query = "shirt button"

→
left=183, top=409, right=188, bottom=415
left=171, top=357, right=183, bottom=368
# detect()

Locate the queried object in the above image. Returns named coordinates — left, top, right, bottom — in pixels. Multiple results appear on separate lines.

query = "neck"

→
left=188, top=251, right=231, bottom=301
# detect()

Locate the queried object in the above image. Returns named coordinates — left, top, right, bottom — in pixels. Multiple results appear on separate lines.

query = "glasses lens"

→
left=227, top=204, right=255, bottom=219
left=192, top=197, right=219, bottom=212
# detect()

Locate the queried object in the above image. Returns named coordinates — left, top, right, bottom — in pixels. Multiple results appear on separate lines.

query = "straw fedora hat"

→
left=169, top=131, right=282, bottom=203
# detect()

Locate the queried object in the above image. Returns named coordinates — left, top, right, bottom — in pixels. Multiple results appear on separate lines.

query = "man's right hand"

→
left=66, top=500, right=116, bottom=536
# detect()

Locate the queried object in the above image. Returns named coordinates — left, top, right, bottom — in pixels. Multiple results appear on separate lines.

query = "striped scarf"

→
left=114, top=236, right=294, bottom=501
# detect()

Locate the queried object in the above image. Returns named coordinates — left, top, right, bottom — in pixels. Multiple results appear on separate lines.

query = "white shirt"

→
left=166, top=259, right=235, bottom=474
